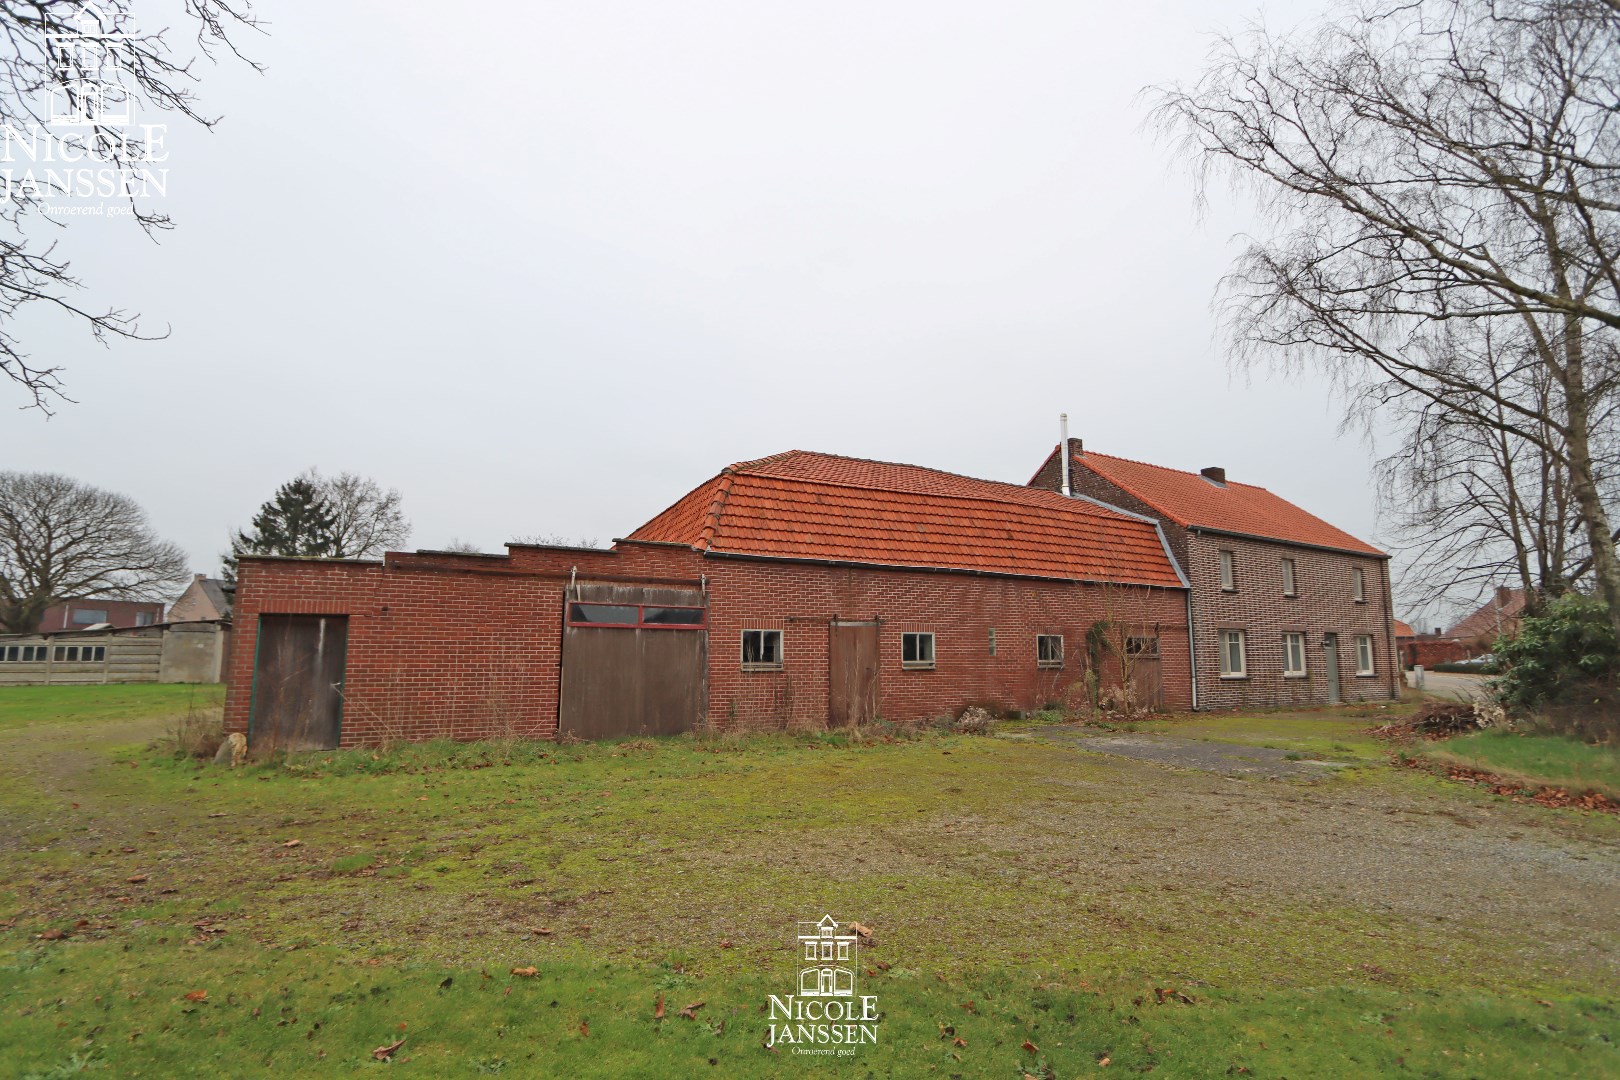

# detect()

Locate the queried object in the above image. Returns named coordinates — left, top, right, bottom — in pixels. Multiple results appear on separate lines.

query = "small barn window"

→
left=1, top=646, right=13, bottom=661
left=1219, top=550, right=1235, bottom=591
left=741, top=629, right=783, bottom=670
left=53, top=646, right=65, bottom=661
left=1353, top=567, right=1367, bottom=602
left=987, top=628, right=996, bottom=656
left=902, top=632, right=935, bottom=669
left=1126, top=636, right=1159, bottom=657
left=1281, top=558, right=1297, bottom=597
left=642, top=606, right=704, bottom=626
left=567, top=603, right=704, bottom=629
left=1036, top=634, right=1063, bottom=668
left=91, top=646, right=106, bottom=661
left=1355, top=635, right=1375, bottom=675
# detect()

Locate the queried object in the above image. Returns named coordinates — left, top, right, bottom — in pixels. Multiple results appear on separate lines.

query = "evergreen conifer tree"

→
left=224, top=477, right=341, bottom=581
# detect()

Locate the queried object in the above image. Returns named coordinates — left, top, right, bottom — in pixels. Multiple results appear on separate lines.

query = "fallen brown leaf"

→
left=372, top=1037, right=405, bottom=1061
left=718, top=939, right=733, bottom=949
left=654, top=993, right=665, bottom=1020
left=952, top=1036, right=967, bottom=1048
left=1022, top=1039, right=1039, bottom=1054
left=679, top=1001, right=706, bottom=1020
left=281, top=840, right=302, bottom=848
left=183, top=990, right=207, bottom=1002
left=510, top=966, right=538, bottom=977
left=533, top=927, right=553, bottom=936
left=126, top=874, right=148, bottom=884
left=37, top=928, right=67, bottom=941
left=579, top=1020, right=589, bottom=1037
left=1098, top=1054, right=1111, bottom=1067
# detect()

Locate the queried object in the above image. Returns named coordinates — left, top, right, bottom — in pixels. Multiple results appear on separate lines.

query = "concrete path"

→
left=1407, top=670, right=1490, bottom=702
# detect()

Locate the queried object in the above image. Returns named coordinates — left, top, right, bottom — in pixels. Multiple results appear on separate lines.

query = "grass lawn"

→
left=0, top=684, right=224, bottom=733
left=0, top=687, right=1616, bottom=1077
left=1428, top=729, right=1620, bottom=800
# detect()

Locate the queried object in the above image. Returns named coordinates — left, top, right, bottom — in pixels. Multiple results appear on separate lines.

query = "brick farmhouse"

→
left=1030, top=440, right=1400, bottom=708
left=226, top=452, right=1192, bottom=751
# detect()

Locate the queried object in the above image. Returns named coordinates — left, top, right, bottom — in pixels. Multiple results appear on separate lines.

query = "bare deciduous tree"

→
left=317, top=470, right=410, bottom=558
left=1150, top=0, right=1620, bottom=636
left=0, top=1, right=261, bottom=411
left=0, top=471, right=188, bottom=632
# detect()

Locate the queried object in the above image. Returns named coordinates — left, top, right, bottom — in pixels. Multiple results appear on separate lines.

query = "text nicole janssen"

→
left=766, top=995, right=880, bottom=1050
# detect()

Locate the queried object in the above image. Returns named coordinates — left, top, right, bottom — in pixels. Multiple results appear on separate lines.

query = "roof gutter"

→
left=1186, top=525, right=1388, bottom=560
left=696, top=547, right=1181, bottom=591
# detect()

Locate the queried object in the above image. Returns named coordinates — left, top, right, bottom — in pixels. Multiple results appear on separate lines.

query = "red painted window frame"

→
left=566, top=602, right=707, bottom=630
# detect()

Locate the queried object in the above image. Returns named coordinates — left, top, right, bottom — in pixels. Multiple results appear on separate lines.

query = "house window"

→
left=71, top=608, right=107, bottom=625
left=1355, top=635, right=1375, bottom=675
left=1, top=646, right=13, bottom=662
left=1283, top=632, right=1307, bottom=677
left=1353, top=567, right=1366, bottom=602
left=1125, top=636, right=1159, bottom=657
left=1281, top=558, right=1297, bottom=597
left=1219, top=630, right=1246, bottom=677
left=901, top=632, right=935, bottom=669
left=135, top=612, right=155, bottom=626
left=1219, top=550, right=1235, bottom=591
left=987, top=628, right=996, bottom=656
left=1036, top=634, right=1064, bottom=668
left=741, top=629, right=783, bottom=670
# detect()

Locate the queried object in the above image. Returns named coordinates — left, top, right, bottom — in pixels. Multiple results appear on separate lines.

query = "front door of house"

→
left=250, top=614, right=348, bottom=753
left=1323, top=633, right=1342, bottom=705
left=828, top=620, right=880, bottom=727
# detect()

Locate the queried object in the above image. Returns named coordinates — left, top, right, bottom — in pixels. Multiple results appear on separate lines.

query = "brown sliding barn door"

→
left=559, top=584, right=707, bottom=739
left=828, top=620, right=880, bottom=727
left=250, top=615, right=348, bottom=753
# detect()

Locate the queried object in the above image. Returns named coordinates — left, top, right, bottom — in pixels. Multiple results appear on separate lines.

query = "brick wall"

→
left=224, top=543, right=1192, bottom=746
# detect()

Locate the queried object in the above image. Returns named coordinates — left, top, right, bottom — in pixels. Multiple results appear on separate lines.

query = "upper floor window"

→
left=1282, top=632, right=1307, bottom=676
left=1353, top=567, right=1367, bottom=602
left=71, top=608, right=107, bottom=625
left=135, top=612, right=155, bottom=626
left=902, top=632, right=935, bottom=670
left=1219, top=550, right=1235, bottom=591
left=1281, top=558, right=1297, bottom=597
left=1219, top=630, right=1246, bottom=678
left=741, top=629, right=782, bottom=670
left=1355, top=635, right=1375, bottom=675
left=1036, top=634, right=1063, bottom=669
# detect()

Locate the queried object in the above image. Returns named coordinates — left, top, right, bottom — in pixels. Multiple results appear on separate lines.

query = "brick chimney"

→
left=1201, top=466, right=1226, bottom=485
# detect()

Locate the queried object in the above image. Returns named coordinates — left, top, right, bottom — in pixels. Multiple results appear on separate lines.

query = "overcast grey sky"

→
left=7, top=1, right=1425, bottom=610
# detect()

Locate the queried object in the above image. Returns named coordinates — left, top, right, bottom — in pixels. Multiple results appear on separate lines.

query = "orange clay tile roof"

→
left=627, top=451, right=1185, bottom=588
left=1064, top=450, right=1385, bottom=557
left=1393, top=620, right=1415, bottom=638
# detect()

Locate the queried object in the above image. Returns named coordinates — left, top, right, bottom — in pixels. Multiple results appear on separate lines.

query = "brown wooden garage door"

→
left=249, top=614, right=348, bottom=752
left=558, top=584, right=707, bottom=739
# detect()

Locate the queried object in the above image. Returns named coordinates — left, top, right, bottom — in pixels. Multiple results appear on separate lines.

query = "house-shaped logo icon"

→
left=44, top=3, right=132, bottom=127
left=797, top=915, right=857, bottom=997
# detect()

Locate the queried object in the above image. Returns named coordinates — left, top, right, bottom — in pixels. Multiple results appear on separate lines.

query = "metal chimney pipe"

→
left=1059, top=413, right=1072, bottom=497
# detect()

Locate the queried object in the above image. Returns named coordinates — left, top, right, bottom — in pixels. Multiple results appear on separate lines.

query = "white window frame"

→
left=1281, top=558, right=1297, bottom=597
left=740, top=628, right=783, bottom=671
left=1219, top=630, right=1247, bottom=678
left=1219, top=550, right=1235, bottom=591
left=901, top=632, right=935, bottom=670
left=1282, top=632, right=1307, bottom=677
left=1355, top=635, right=1375, bottom=675
left=1036, top=634, right=1063, bottom=669
left=1353, top=567, right=1367, bottom=602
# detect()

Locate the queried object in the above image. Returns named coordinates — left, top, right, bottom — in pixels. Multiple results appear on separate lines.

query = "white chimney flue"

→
left=1059, top=413, right=1072, bottom=497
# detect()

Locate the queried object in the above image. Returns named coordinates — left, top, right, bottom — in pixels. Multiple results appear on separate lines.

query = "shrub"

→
left=1493, top=595, right=1618, bottom=739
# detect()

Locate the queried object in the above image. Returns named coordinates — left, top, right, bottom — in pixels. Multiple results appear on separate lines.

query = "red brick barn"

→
left=225, top=451, right=1191, bottom=750
left=1030, top=440, right=1401, bottom=709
